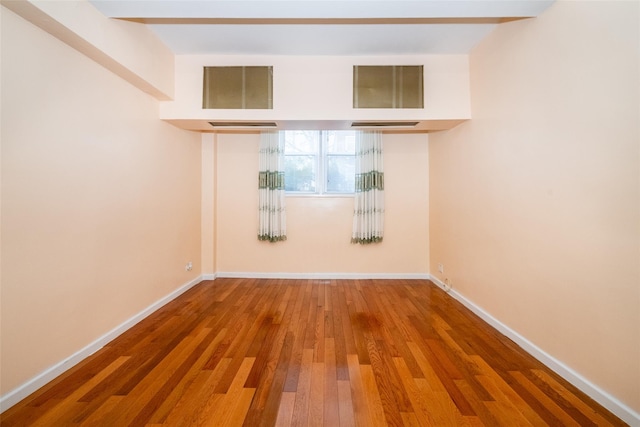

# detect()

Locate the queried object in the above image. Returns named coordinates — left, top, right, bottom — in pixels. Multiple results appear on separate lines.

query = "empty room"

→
left=1, top=0, right=638, bottom=425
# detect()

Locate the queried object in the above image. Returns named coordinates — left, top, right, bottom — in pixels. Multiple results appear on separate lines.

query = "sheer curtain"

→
left=351, top=131, right=384, bottom=244
left=258, top=131, right=287, bottom=242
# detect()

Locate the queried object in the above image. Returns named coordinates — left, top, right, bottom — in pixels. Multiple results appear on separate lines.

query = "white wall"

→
left=429, top=0, right=639, bottom=417
left=214, top=132, right=429, bottom=276
left=160, top=54, right=470, bottom=124
left=1, top=7, right=201, bottom=397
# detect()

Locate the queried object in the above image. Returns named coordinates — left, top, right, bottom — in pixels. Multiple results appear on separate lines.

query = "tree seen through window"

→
left=284, top=131, right=355, bottom=194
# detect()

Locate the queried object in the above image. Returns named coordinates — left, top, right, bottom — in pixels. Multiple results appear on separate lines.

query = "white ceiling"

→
left=89, top=0, right=554, bottom=56
left=147, top=23, right=497, bottom=55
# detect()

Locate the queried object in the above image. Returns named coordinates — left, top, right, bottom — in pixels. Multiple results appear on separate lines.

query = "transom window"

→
left=284, top=130, right=356, bottom=194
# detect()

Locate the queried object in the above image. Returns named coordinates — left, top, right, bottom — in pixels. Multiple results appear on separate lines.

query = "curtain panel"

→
left=258, top=131, right=287, bottom=242
left=352, top=131, right=385, bottom=244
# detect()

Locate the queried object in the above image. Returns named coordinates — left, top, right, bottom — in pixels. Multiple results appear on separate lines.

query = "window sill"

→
left=286, top=193, right=354, bottom=198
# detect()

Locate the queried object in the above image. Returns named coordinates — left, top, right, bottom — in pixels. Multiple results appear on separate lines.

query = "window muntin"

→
left=284, top=131, right=356, bottom=194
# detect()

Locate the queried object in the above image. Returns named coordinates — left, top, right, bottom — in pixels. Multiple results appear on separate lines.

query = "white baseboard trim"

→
left=5, top=273, right=636, bottom=425
left=428, top=275, right=640, bottom=426
left=0, top=275, right=205, bottom=413
left=215, top=272, right=430, bottom=280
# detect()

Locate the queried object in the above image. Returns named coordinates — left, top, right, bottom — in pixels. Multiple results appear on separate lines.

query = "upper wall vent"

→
left=353, top=65, right=423, bottom=109
left=351, top=121, right=419, bottom=128
left=203, top=66, right=273, bottom=109
left=209, top=121, right=278, bottom=128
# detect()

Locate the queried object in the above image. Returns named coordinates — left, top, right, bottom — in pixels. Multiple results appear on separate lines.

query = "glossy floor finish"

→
left=1, top=279, right=626, bottom=426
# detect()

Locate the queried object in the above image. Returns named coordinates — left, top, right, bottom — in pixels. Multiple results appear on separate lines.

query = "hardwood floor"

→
left=1, top=279, right=626, bottom=426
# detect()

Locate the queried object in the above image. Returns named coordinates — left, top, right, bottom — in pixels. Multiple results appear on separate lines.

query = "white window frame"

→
left=284, top=130, right=355, bottom=197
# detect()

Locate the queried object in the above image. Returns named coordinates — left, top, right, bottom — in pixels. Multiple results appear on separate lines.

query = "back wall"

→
left=213, top=132, right=429, bottom=276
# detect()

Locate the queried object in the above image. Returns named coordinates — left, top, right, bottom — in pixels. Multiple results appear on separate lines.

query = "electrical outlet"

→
left=438, top=263, right=444, bottom=274
left=185, top=261, right=193, bottom=271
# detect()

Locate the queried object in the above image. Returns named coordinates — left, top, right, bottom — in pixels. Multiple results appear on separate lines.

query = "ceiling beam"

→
left=2, top=0, right=175, bottom=100
left=90, top=0, right=554, bottom=20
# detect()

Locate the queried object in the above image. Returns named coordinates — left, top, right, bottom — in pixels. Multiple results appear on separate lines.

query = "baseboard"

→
left=215, top=272, right=430, bottom=280
left=1, top=271, right=421, bottom=411
left=428, top=275, right=640, bottom=426
left=0, top=275, right=205, bottom=413
left=5, top=273, right=635, bottom=424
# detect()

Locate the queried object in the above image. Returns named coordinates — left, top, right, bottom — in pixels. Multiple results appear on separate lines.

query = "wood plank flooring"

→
left=0, top=279, right=626, bottom=426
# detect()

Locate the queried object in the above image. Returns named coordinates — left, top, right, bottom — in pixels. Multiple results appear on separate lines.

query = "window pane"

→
left=353, top=65, right=423, bottom=108
left=325, top=131, right=356, bottom=154
left=397, top=65, right=423, bottom=108
left=203, top=67, right=243, bottom=109
left=203, top=66, right=273, bottom=109
left=284, top=131, right=319, bottom=154
left=244, top=66, right=273, bottom=109
left=284, top=130, right=355, bottom=194
left=353, top=66, right=394, bottom=108
left=285, top=155, right=317, bottom=192
left=326, top=155, right=355, bottom=193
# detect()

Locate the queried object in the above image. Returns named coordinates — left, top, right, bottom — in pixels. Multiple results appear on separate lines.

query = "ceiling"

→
left=145, top=22, right=497, bottom=56
left=88, top=0, right=554, bottom=56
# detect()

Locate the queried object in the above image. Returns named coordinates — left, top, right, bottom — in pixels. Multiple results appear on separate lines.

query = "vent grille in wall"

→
left=203, top=66, right=273, bottom=109
left=351, top=121, right=419, bottom=128
left=353, top=65, right=423, bottom=109
left=209, top=122, right=277, bottom=128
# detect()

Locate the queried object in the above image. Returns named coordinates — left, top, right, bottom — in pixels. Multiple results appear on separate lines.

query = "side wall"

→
left=0, top=8, right=202, bottom=395
left=215, top=132, right=429, bottom=276
left=429, top=0, right=639, bottom=415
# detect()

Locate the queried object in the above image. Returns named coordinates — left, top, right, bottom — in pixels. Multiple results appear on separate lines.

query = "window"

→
left=203, top=66, right=273, bottom=109
left=353, top=65, right=423, bottom=109
left=284, top=131, right=356, bottom=194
